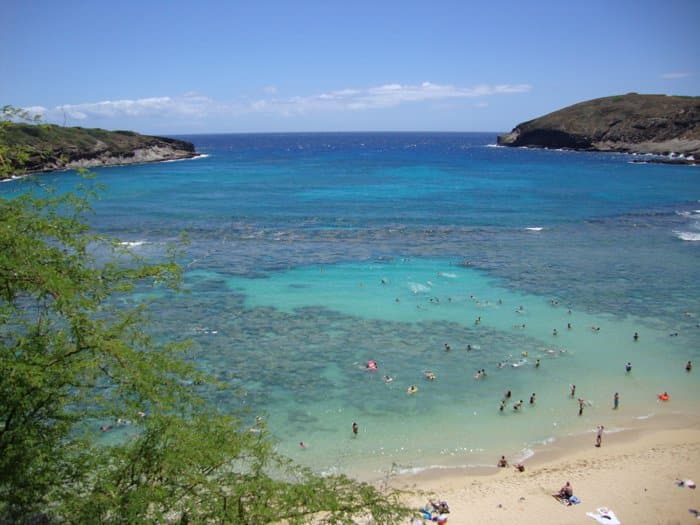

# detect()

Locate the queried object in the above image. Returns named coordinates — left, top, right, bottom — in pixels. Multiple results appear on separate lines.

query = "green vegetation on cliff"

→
left=0, top=110, right=196, bottom=177
left=498, top=94, right=700, bottom=159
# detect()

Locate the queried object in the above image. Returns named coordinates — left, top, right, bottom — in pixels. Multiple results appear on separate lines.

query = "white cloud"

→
left=661, top=72, right=691, bottom=79
left=250, top=81, right=532, bottom=116
left=29, top=94, right=218, bottom=123
left=26, top=81, right=531, bottom=124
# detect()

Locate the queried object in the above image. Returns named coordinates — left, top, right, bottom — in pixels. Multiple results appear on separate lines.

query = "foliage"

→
left=0, top=109, right=411, bottom=524
left=0, top=106, right=194, bottom=177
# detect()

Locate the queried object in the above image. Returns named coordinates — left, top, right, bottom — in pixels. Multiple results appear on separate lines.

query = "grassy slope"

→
left=1, top=123, right=195, bottom=175
left=499, top=94, right=700, bottom=155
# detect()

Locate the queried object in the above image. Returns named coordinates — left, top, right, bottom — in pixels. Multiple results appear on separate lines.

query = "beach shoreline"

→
left=389, top=414, right=700, bottom=524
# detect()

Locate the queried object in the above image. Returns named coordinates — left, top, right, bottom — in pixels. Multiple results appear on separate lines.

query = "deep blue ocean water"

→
left=4, top=132, right=699, bottom=477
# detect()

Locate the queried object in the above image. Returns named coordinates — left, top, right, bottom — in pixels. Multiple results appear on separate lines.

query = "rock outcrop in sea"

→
left=1, top=123, right=197, bottom=177
left=497, top=93, right=700, bottom=162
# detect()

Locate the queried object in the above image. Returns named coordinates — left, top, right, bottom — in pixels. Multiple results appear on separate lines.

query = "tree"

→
left=0, top=114, right=411, bottom=523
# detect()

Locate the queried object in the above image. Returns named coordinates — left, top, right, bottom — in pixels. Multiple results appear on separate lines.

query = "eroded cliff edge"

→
left=1, top=123, right=197, bottom=178
left=497, top=94, right=700, bottom=162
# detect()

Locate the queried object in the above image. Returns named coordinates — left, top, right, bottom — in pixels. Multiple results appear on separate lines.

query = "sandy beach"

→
left=393, top=415, right=700, bottom=525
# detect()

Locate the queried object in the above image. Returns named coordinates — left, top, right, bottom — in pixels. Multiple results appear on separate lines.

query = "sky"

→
left=2, top=0, right=699, bottom=134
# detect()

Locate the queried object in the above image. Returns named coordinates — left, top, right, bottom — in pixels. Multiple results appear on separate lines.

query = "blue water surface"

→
left=3, top=132, right=699, bottom=477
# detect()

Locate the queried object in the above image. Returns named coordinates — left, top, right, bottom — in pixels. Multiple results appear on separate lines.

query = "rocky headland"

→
left=0, top=123, right=197, bottom=178
left=497, top=93, right=700, bottom=163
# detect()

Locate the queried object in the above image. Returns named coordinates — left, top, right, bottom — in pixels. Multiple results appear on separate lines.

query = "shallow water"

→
left=3, top=132, right=699, bottom=478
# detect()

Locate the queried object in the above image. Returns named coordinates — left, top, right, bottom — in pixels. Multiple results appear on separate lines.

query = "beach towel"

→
left=586, top=507, right=621, bottom=524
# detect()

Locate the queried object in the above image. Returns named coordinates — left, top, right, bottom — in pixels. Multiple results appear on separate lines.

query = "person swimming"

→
left=407, top=385, right=418, bottom=394
left=625, top=362, right=632, bottom=373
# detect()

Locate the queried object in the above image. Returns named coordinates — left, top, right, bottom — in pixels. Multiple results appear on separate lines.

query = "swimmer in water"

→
left=529, top=393, right=536, bottom=404
left=407, top=385, right=418, bottom=394
left=633, top=331, right=639, bottom=341
left=383, top=375, right=393, bottom=383
left=625, top=362, right=632, bottom=373
left=499, top=400, right=505, bottom=411
left=352, top=421, right=358, bottom=435
left=424, top=371, right=436, bottom=381
left=570, top=384, right=576, bottom=397
left=686, top=361, right=692, bottom=372
left=535, top=359, right=540, bottom=368
left=444, top=343, right=451, bottom=352
left=300, top=442, right=306, bottom=448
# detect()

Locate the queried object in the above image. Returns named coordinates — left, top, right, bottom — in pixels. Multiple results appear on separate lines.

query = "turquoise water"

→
left=3, top=133, right=699, bottom=478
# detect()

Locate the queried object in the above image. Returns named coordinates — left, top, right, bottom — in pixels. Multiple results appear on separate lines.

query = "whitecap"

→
left=437, top=272, right=457, bottom=278
left=409, top=282, right=431, bottom=294
left=525, top=227, right=544, bottom=232
left=119, top=240, right=147, bottom=247
left=673, top=231, right=700, bottom=241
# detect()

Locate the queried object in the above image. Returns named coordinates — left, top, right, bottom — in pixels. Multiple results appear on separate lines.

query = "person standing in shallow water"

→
left=352, top=421, right=358, bottom=435
left=595, top=425, right=604, bottom=447
left=578, top=398, right=584, bottom=416
left=613, top=392, right=619, bottom=410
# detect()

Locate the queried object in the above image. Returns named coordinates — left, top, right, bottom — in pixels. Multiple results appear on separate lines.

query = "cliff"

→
left=0, top=123, right=197, bottom=178
left=497, top=94, right=700, bottom=161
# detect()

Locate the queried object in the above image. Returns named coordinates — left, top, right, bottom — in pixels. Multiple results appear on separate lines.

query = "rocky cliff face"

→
left=498, top=94, right=700, bottom=160
left=1, top=124, right=197, bottom=177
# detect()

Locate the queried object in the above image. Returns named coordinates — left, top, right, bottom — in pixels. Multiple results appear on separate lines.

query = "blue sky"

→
left=2, top=0, right=699, bottom=134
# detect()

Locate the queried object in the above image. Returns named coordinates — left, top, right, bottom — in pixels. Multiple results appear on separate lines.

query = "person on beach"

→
left=497, top=455, right=508, bottom=467
left=578, top=398, right=585, bottom=416
left=556, top=481, right=574, bottom=501
left=613, top=392, right=619, bottom=409
left=686, top=360, right=692, bottom=372
left=352, top=421, right=358, bottom=435
left=595, top=425, right=604, bottom=447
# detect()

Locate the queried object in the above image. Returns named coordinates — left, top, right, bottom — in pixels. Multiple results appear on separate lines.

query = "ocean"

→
left=3, top=132, right=699, bottom=479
